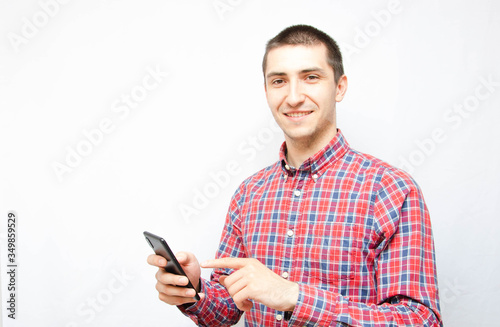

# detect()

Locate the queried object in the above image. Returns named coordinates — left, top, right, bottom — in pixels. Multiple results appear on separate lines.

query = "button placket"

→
left=284, top=170, right=305, bottom=310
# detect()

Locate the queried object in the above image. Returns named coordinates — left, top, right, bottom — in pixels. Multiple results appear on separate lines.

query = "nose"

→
left=285, top=80, right=305, bottom=108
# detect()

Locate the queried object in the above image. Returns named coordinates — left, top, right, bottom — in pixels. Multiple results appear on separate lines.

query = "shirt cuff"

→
left=288, top=283, right=339, bottom=326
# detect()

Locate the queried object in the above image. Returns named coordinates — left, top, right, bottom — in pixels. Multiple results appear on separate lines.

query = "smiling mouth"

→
left=285, top=111, right=313, bottom=118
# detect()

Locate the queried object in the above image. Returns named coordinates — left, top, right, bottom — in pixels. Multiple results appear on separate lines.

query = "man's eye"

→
left=306, top=75, right=319, bottom=81
left=272, top=79, right=284, bottom=85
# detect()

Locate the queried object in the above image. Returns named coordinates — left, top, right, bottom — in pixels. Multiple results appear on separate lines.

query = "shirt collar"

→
left=279, top=129, right=350, bottom=177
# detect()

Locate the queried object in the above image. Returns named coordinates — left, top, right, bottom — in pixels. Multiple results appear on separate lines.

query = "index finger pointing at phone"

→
left=201, top=258, right=253, bottom=270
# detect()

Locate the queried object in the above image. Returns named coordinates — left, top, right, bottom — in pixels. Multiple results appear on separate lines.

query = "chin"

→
left=285, top=131, right=315, bottom=143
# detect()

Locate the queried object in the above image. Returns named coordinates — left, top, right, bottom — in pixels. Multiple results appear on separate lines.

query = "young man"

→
left=147, top=25, right=442, bottom=326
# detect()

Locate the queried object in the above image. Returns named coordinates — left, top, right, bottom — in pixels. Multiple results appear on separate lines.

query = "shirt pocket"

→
left=299, top=224, right=363, bottom=289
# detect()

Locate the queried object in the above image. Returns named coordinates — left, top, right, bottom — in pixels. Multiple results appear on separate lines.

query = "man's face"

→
left=264, top=44, right=347, bottom=148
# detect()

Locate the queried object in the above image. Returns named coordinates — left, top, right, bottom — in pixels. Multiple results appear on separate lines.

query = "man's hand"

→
left=147, top=252, right=204, bottom=306
left=201, top=258, right=299, bottom=312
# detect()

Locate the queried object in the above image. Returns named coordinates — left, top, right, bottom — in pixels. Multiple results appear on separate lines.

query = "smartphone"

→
left=144, top=231, right=200, bottom=301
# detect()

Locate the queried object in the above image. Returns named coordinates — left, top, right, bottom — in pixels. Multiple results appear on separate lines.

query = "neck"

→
left=285, top=129, right=337, bottom=168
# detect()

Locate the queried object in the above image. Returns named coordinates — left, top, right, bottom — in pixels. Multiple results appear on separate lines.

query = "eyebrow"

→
left=266, top=67, right=327, bottom=79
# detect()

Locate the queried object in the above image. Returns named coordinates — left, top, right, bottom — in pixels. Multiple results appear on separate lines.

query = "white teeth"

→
left=286, top=111, right=311, bottom=117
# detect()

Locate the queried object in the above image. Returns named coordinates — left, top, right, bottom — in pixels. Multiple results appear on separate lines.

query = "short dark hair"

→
left=262, top=24, right=344, bottom=83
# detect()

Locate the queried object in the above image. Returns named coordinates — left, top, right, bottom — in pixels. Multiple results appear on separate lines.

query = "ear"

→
left=334, top=75, right=348, bottom=102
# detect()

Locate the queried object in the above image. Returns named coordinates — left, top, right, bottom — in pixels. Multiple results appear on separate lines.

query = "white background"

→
left=1, top=0, right=499, bottom=326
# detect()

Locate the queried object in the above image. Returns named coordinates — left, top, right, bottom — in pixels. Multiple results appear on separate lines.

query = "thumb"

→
left=175, top=251, right=187, bottom=263
left=176, top=251, right=199, bottom=266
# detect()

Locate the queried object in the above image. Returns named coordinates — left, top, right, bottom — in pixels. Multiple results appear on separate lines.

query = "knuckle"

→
left=155, top=269, right=164, bottom=282
left=158, top=292, right=167, bottom=302
left=233, top=294, right=247, bottom=308
left=247, top=283, right=258, bottom=293
left=155, top=281, right=166, bottom=293
left=247, top=260, right=258, bottom=270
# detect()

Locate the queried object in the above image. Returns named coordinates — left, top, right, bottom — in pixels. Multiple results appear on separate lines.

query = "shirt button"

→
left=282, top=271, right=289, bottom=279
left=294, top=190, right=301, bottom=197
left=276, top=314, right=283, bottom=321
left=285, top=164, right=290, bottom=170
left=312, top=173, right=318, bottom=180
left=287, top=230, right=294, bottom=237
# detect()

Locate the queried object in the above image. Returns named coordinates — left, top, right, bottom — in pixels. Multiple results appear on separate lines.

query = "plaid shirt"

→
left=181, top=130, right=442, bottom=326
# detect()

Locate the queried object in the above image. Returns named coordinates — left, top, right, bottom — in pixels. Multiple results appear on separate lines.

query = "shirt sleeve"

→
left=288, top=170, right=443, bottom=326
left=177, top=185, right=246, bottom=326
